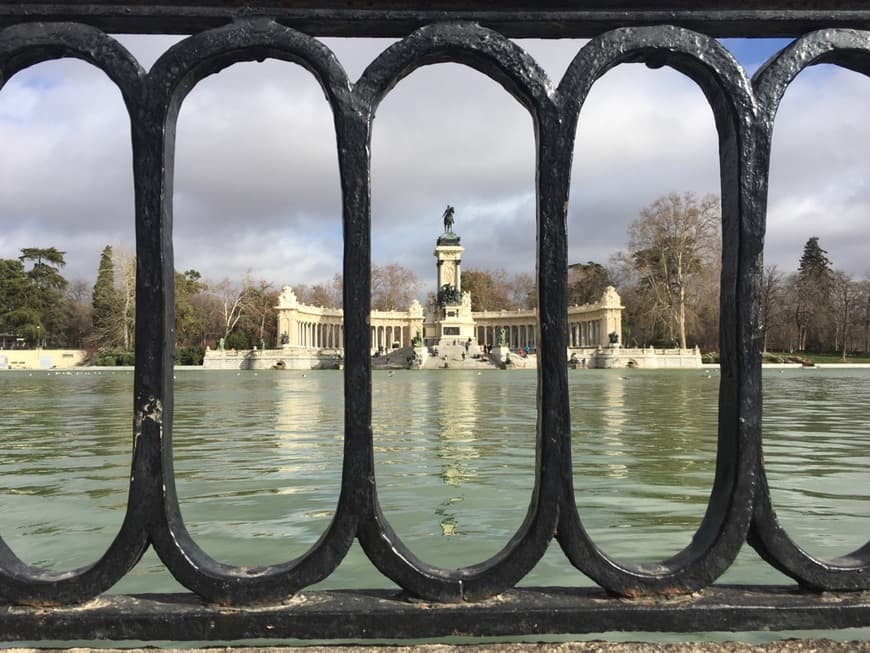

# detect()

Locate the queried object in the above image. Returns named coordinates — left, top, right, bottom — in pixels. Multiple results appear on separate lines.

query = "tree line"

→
left=0, top=245, right=285, bottom=364
left=3, top=203, right=866, bottom=361
left=0, top=247, right=428, bottom=364
left=443, top=191, right=868, bottom=357
left=760, top=237, right=870, bottom=357
left=0, top=248, right=78, bottom=349
left=292, top=263, right=422, bottom=312
left=611, top=192, right=869, bottom=356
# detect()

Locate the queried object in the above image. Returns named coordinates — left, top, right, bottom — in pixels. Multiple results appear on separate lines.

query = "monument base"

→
left=488, top=345, right=512, bottom=368
left=409, top=345, right=429, bottom=369
left=581, top=345, right=702, bottom=369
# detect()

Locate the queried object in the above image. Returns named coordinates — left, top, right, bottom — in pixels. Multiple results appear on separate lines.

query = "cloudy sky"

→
left=1, top=33, right=868, bottom=298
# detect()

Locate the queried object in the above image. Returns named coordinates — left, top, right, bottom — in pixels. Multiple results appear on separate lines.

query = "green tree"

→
left=15, top=247, right=69, bottom=346
left=175, top=269, right=205, bottom=347
left=0, top=259, right=28, bottom=334
left=795, top=236, right=833, bottom=352
left=90, top=245, right=122, bottom=348
left=20, top=247, right=67, bottom=293
left=567, top=262, right=612, bottom=306
left=798, top=236, right=832, bottom=276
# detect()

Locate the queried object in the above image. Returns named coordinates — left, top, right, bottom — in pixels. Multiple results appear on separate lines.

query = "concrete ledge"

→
left=6, top=642, right=870, bottom=652
left=1, top=588, right=867, bottom=642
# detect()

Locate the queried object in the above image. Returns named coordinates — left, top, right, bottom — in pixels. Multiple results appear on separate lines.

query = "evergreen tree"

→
left=15, top=247, right=68, bottom=346
left=90, top=245, right=122, bottom=348
left=567, top=262, right=612, bottom=306
left=798, top=236, right=833, bottom=279
left=175, top=269, right=205, bottom=346
left=795, top=236, right=834, bottom=352
left=19, top=247, right=67, bottom=293
left=0, top=259, right=29, bottom=337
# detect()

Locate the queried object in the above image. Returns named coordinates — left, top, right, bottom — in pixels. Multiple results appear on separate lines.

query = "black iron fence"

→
left=0, top=2, right=868, bottom=642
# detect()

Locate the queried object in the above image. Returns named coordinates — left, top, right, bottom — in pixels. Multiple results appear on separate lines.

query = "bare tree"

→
left=64, top=280, right=92, bottom=349
left=608, top=251, right=659, bottom=347
left=212, top=278, right=249, bottom=339
left=863, top=273, right=870, bottom=354
left=760, top=265, right=784, bottom=353
left=832, top=271, right=855, bottom=360
left=296, top=273, right=343, bottom=308
left=461, top=268, right=512, bottom=311
left=510, top=272, right=536, bottom=310
left=371, top=263, right=419, bottom=311
left=192, top=291, right=224, bottom=346
left=628, top=192, right=720, bottom=349
left=239, top=280, right=278, bottom=346
left=114, top=246, right=136, bottom=351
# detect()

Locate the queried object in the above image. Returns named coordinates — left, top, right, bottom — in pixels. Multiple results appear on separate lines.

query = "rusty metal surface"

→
left=0, top=2, right=868, bottom=641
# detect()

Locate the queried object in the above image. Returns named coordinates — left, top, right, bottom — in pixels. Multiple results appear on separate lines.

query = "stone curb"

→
left=7, top=642, right=870, bottom=653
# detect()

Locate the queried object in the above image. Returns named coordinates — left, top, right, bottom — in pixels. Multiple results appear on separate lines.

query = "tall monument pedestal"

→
left=436, top=296, right=476, bottom=349
left=432, top=220, right=477, bottom=350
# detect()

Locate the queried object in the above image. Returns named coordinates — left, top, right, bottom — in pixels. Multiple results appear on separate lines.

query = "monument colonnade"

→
left=473, top=286, right=624, bottom=351
left=276, top=290, right=622, bottom=353
left=369, top=309, right=425, bottom=352
left=472, top=303, right=620, bottom=351
left=278, top=304, right=345, bottom=350
left=276, top=288, right=428, bottom=353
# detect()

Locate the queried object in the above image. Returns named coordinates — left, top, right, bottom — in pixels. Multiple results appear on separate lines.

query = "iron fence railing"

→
left=0, top=2, right=868, bottom=642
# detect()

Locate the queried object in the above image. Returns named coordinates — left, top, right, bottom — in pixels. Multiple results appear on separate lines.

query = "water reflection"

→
left=373, top=370, right=536, bottom=566
left=571, top=370, right=719, bottom=563
left=0, top=371, right=132, bottom=569
left=436, top=373, right=478, bottom=487
left=0, top=368, right=865, bottom=590
left=173, top=371, right=343, bottom=565
left=763, top=369, right=870, bottom=558
left=600, top=371, right=628, bottom=479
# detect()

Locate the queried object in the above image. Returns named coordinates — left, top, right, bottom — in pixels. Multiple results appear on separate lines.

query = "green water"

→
left=0, top=367, right=867, bottom=641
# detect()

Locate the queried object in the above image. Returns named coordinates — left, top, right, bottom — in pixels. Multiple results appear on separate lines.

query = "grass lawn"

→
left=764, top=351, right=870, bottom=364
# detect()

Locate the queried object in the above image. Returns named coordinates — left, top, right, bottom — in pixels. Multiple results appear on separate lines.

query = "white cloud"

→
left=767, top=64, right=870, bottom=275
left=0, top=34, right=867, bottom=292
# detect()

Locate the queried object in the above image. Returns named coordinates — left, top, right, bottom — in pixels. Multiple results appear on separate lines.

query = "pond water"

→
left=0, top=367, right=867, bottom=643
